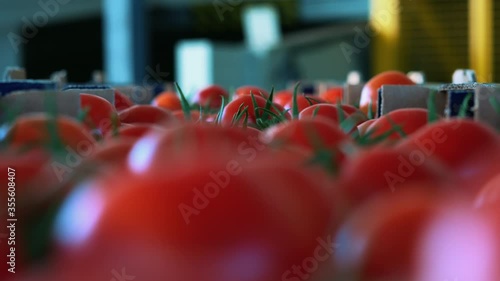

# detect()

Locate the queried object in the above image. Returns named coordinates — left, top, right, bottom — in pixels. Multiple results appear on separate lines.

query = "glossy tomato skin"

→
left=151, top=91, right=182, bottom=111
left=118, top=105, right=173, bottom=125
left=334, top=189, right=462, bottom=281
left=359, top=71, right=415, bottom=115
left=414, top=204, right=500, bottom=281
left=319, top=87, right=343, bottom=104
left=337, top=147, right=451, bottom=212
left=474, top=173, right=500, bottom=209
left=273, top=90, right=293, bottom=107
left=50, top=126, right=334, bottom=281
left=193, top=85, right=229, bottom=109
left=367, top=108, right=429, bottom=142
left=396, top=119, right=499, bottom=194
left=340, top=104, right=362, bottom=116
left=221, top=95, right=290, bottom=128
left=113, top=90, right=134, bottom=111
left=234, top=85, right=269, bottom=99
left=356, top=119, right=376, bottom=135
left=80, top=93, right=119, bottom=136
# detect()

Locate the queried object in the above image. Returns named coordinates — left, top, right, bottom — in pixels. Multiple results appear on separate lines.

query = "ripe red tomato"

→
left=366, top=108, right=429, bottom=142
left=118, top=105, right=173, bottom=125
left=319, top=87, right=343, bottom=104
left=151, top=91, right=182, bottom=111
left=338, top=147, right=451, bottom=211
left=221, top=95, right=290, bottom=128
left=80, top=93, right=119, bottom=136
left=360, top=71, right=415, bottom=115
left=192, top=85, right=229, bottom=109
left=396, top=119, right=499, bottom=194
left=299, top=104, right=347, bottom=124
left=261, top=118, right=350, bottom=169
left=273, top=90, right=293, bottom=107
left=414, top=204, right=500, bottom=281
left=334, top=189, right=460, bottom=281
left=474, top=173, right=500, bottom=209
left=234, top=85, right=269, bottom=99
left=356, top=119, right=376, bottom=135
left=105, top=123, right=165, bottom=141
left=113, top=90, right=134, bottom=111
left=51, top=127, right=334, bottom=281
left=283, top=95, right=326, bottom=113
left=340, top=104, right=362, bottom=116
left=6, top=113, right=96, bottom=152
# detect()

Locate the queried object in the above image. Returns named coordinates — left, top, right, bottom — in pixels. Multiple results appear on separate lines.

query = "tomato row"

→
left=1, top=71, right=499, bottom=281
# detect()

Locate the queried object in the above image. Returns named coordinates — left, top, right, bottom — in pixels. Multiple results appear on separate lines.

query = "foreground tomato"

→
left=338, top=147, right=451, bottom=212
left=192, top=85, right=229, bottom=109
left=80, top=93, right=119, bottom=136
left=414, top=205, right=500, bottom=281
left=47, top=127, right=334, bottom=281
left=359, top=71, right=415, bottom=115
left=474, top=173, right=500, bottom=209
left=105, top=123, right=165, bottom=141
left=334, top=189, right=466, bottom=281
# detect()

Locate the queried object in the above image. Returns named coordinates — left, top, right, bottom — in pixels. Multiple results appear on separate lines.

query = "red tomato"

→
left=6, top=113, right=96, bottom=152
left=396, top=119, right=499, bottom=194
left=319, top=87, right=343, bottom=104
left=105, top=123, right=165, bottom=141
left=474, top=173, right=500, bottom=209
left=51, top=127, right=334, bottom=281
left=340, top=104, right=362, bottom=116
left=113, top=90, right=134, bottom=111
left=299, top=104, right=347, bottom=124
left=80, top=93, right=119, bottom=136
left=261, top=118, right=350, bottom=168
left=334, top=189, right=463, bottom=281
left=338, top=147, right=451, bottom=211
left=360, top=71, right=415, bottom=115
left=366, top=108, right=429, bottom=142
left=234, top=85, right=269, bottom=99
left=414, top=204, right=500, bottom=281
left=283, top=95, right=326, bottom=113
left=151, top=91, right=182, bottom=111
left=192, top=85, right=229, bottom=109
left=357, top=119, right=376, bottom=135
left=221, top=95, right=290, bottom=128
left=273, top=90, right=293, bottom=107
left=118, top=105, right=173, bottom=125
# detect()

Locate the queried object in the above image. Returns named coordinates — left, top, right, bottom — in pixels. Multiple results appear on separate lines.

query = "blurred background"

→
left=0, top=0, right=497, bottom=93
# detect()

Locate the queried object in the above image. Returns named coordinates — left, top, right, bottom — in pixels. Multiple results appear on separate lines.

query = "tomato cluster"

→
left=1, top=74, right=499, bottom=281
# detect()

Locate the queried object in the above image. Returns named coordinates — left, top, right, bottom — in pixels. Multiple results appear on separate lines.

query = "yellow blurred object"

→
left=370, top=0, right=401, bottom=74
left=469, top=0, right=493, bottom=82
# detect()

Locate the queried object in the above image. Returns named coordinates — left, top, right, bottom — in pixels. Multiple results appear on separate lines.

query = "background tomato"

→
left=151, top=91, right=182, bottom=111
left=299, top=104, right=347, bottom=125
left=366, top=108, right=429, bottom=142
left=113, top=90, right=134, bottom=111
left=234, top=85, right=269, bottom=99
left=80, top=93, right=119, bottom=136
left=192, top=85, right=228, bottom=109
left=359, top=71, right=415, bottom=115
left=118, top=105, right=173, bottom=125
left=319, top=87, right=343, bottom=104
